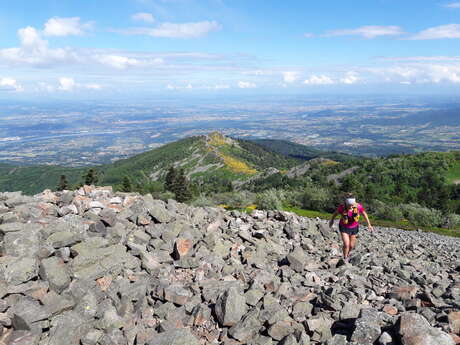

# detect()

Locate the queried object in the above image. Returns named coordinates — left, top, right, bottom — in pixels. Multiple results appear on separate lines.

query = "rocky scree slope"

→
left=0, top=186, right=459, bottom=345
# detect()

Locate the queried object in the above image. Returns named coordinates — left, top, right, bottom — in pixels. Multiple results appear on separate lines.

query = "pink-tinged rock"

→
left=164, top=285, right=191, bottom=305
left=389, top=286, right=418, bottom=300
left=96, top=276, right=112, bottom=292
left=450, top=334, right=460, bottom=345
left=383, top=305, right=398, bottom=316
left=110, top=197, right=123, bottom=204
left=123, top=195, right=138, bottom=208
left=448, top=311, right=460, bottom=334
left=83, top=185, right=94, bottom=195
left=37, top=203, right=56, bottom=216
left=206, top=220, right=221, bottom=233
left=173, top=238, right=193, bottom=259
left=39, top=189, right=60, bottom=204
left=398, top=312, right=455, bottom=345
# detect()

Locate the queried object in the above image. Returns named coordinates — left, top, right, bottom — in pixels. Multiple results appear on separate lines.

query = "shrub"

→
left=444, top=213, right=460, bottom=229
left=256, top=189, right=285, bottom=210
left=190, top=195, right=215, bottom=207
left=212, top=191, right=255, bottom=209
left=400, top=203, right=443, bottom=228
left=152, top=191, right=175, bottom=202
left=301, top=185, right=331, bottom=211
left=371, top=200, right=404, bottom=222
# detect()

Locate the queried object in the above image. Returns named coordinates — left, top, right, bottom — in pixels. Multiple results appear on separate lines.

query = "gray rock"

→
left=146, top=328, right=199, bottom=345
left=39, top=256, right=71, bottom=292
left=0, top=222, right=24, bottom=233
left=48, top=311, right=89, bottom=345
left=215, top=286, right=247, bottom=326
left=228, top=308, right=262, bottom=342
left=71, top=243, right=134, bottom=280
left=396, top=312, right=455, bottom=345
left=4, top=257, right=38, bottom=285
left=326, top=335, right=348, bottom=345
left=47, top=231, right=80, bottom=248
left=286, top=247, right=307, bottom=273
left=146, top=197, right=173, bottom=223
left=280, top=334, right=299, bottom=345
left=11, top=296, right=51, bottom=331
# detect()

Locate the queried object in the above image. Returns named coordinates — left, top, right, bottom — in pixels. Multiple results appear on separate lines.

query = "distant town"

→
left=1, top=96, right=459, bottom=166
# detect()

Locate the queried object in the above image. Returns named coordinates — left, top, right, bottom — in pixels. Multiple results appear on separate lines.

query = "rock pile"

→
left=0, top=186, right=459, bottom=345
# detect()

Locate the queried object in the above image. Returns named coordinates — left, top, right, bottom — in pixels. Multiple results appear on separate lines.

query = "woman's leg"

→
left=340, top=232, right=351, bottom=258
left=349, top=234, right=357, bottom=253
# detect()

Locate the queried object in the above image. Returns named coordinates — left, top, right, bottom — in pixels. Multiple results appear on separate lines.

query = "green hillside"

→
left=0, top=163, right=86, bottom=194
left=0, top=132, right=298, bottom=194
left=249, top=138, right=356, bottom=162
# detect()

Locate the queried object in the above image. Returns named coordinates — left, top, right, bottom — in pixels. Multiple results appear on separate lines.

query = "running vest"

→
left=341, top=204, right=360, bottom=225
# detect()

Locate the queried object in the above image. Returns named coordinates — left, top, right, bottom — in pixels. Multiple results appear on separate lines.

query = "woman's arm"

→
left=362, top=211, right=374, bottom=232
left=329, top=210, right=339, bottom=228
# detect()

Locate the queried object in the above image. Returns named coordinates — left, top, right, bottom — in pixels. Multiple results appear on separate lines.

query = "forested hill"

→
left=0, top=133, right=459, bottom=229
left=249, top=138, right=355, bottom=162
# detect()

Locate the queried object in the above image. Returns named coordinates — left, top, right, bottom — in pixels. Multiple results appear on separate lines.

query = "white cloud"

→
left=44, top=17, right=93, bottom=36
left=0, top=26, right=79, bottom=67
left=94, top=55, right=140, bottom=69
left=86, top=83, right=102, bottom=90
left=378, top=56, right=460, bottom=62
left=132, top=12, right=155, bottom=23
left=444, top=2, right=460, bottom=8
left=368, top=62, right=460, bottom=84
left=58, top=77, right=76, bottom=91
left=340, top=72, right=359, bottom=84
left=303, top=32, right=314, bottom=38
left=304, top=75, right=334, bottom=85
left=325, top=25, right=404, bottom=39
left=238, top=81, right=256, bottom=88
left=0, top=78, right=23, bottom=92
left=409, top=24, right=460, bottom=40
left=58, top=77, right=103, bottom=92
left=117, top=20, right=222, bottom=38
left=282, top=71, right=299, bottom=83
left=215, top=84, right=230, bottom=89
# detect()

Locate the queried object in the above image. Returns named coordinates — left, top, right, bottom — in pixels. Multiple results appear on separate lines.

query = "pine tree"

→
left=83, top=169, right=98, bottom=185
left=121, top=176, right=133, bottom=192
left=173, top=168, right=192, bottom=202
left=165, top=166, right=177, bottom=192
left=57, top=175, right=69, bottom=191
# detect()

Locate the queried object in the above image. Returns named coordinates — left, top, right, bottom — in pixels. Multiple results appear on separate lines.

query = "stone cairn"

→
left=0, top=185, right=459, bottom=345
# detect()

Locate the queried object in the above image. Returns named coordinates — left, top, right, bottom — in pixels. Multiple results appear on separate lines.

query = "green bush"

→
left=371, top=200, right=404, bottom=222
left=190, top=195, right=215, bottom=207
left=400, top=203, right=444, bottom=228
left=212, top=191, right=255, bottom=209
left=301, top=185, right=331, bottom=211
left=444, top=213, right=460, bottom=229
left=256, top=189, right=285, bottom=210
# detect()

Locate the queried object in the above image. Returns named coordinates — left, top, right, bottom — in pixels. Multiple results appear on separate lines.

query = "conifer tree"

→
left=57, top=175, right=69, bottom=191
left=83, top=169, right=98, bottom=185
left=121, top=176, right=133, bottom=192
left=174, top=168, right=192, bottom=202
left=165, top=166, right=177, bottom=192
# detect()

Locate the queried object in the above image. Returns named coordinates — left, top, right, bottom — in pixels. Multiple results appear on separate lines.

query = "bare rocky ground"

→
left=0, top=186, right=459, bottom=345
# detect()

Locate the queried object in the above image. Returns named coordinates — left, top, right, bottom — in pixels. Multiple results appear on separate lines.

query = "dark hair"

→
left=343, top=192, right=355, bottom=199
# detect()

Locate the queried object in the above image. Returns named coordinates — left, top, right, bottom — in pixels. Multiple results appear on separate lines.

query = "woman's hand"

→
left=367, top=225, right=374, bottom=232
left=329, top=220, right=334, bottom=228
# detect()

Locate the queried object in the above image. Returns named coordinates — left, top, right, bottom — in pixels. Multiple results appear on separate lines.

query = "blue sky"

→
left=1, top=0, right=460, bottom=98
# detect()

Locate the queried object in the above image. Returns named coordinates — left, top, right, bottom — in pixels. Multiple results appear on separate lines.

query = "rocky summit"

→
left=0, top=186, right=459, bottom=345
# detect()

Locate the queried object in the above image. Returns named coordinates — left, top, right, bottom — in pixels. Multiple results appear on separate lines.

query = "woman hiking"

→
left=329, top=193, right=374, bottom=261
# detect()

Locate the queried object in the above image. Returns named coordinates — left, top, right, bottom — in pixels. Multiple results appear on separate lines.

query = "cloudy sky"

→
left=2, top=0, right=460, bottom=98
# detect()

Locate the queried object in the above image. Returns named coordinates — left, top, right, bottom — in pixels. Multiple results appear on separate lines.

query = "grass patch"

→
left=284, top=206, right=460, bottom=238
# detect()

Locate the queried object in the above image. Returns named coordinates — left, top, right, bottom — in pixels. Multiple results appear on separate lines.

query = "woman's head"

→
left=343, top=192, right=356, bottom=206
